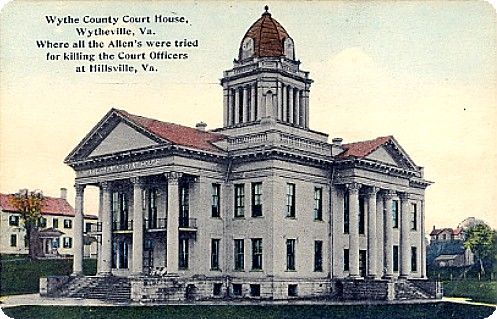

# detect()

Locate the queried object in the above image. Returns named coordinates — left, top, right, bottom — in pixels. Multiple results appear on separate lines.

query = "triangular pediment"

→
left=365, top=138, right=418, bottom=171
left=89, top=121, right=159, bottom=157
left=65, top=109, right=169, bottom=163
left=366, top=146, right=399, bottom=166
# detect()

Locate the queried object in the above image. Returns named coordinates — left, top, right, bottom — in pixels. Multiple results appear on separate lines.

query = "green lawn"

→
left=3, top=303, right=495, bottom=319
left=443, top=280, right=497, bottom=304
left=0, top=255, right=96, bottom=296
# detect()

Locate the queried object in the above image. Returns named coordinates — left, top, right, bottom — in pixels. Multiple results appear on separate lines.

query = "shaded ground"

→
left=2, top=303, right=496, bottom=319
left=443, top=280, right=497, bottom=304
left=0, top=255, right=96, bottom=296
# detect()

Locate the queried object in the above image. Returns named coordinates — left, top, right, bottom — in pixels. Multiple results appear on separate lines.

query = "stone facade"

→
left=57, top=8, right=438, bottom=301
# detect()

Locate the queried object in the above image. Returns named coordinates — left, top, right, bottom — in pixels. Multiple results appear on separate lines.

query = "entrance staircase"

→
left=57, top=276, right=131, bottom=302
left=395, top=281, right=432, bottom=300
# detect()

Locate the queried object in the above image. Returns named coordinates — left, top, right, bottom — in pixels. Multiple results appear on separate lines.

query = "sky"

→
left=0, top=1, right=496, bottom=230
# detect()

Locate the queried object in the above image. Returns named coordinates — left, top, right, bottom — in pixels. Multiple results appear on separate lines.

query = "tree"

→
left=464, top=223, right=497, bottom=275
left=9, top=189, right=45, bottom=260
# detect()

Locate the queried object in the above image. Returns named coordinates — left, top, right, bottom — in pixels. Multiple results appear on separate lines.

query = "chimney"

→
left=60, top=188, right=67, bottom=200
left=195, top=121, right=207, bottom=131
left=332, top=137, right=343, bottom=146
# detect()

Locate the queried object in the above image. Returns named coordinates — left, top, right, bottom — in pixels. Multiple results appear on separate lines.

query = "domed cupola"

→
left=239, top=6, right=295, bottom=61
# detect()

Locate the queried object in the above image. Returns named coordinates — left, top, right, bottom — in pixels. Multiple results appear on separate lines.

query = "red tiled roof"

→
left=240, top=10, right=290, bottom=59
left=116, top=109, right=225, bottom=153
left=337, top=136, right=393, bottom=159
left=0, top=193, right=74, bottom=217
left=453, top=227, right=464, bottom=235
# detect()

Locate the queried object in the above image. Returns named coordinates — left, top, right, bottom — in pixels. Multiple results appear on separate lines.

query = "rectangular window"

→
left=64, top=219, right=72, bottom=229
left=213, top=283, right=222, bottom=296
left=53, top=238, right=60, bottom=248
left=393, top=245, right=399, bottom=272
left=63, top=237, right=72, bottom=248
left=286, top=239, right=296, bottom=271
left=392, top=200, right=399, bottom=228
left=410, top=203, right=417, bottom=230
left=234, top=239, right=244, bottom=270
left=251, top=238, right=263, bottom=270
left=9, top=215, right=19, bottom=226
left=250, top=284, right=260, bottom=297
left=179, top=184, right=190, bottom=228
left=343, top=192, right=349, bottom=233
left=211, top=183, right=221, bottom=218
left=411, top=246, right=418, bottom=272
left=179, top=238, right=189, bottom=269
left=314, top=240, right=323, bottom=272
left=286, top=183, right=296, bottom=218
left=53, top=218, right=58, bottom=229
left=38, top=217, right=47, bottom=228
left=251, top=182, right=262, bottom=217
left=232, top=284, right=242, bottom=296
left=234, top=184, right=245, bottom=218
left=146, top=188, right=158, bottom=229
left=10, top=234, right=17, bottom=247
left=359, top=196, right=365, bottom=234
left=211, top=239, right=220, bottom=270
left=314, top=188, right=323, bottom=221
left=85, top=222, right=92, bottom=233
left=288, top=284, right=298, bottom=297
left=343, top=249, right=349, bottom=271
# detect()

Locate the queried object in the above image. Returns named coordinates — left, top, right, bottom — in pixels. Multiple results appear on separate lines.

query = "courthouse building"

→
left=49, top=8, right=440, bottom=301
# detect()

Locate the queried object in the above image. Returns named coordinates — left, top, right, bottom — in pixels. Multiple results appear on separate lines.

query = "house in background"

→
left=0, top=188, right=98, bottom=259
left=427, top=222, right=475, bottom=268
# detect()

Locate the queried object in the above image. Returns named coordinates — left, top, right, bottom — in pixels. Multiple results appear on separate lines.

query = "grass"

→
left=2, top=303, right=496, bottom=319
left=0, top=255, right=96, bottom=296
left=443, top=280, right=497, bottom=304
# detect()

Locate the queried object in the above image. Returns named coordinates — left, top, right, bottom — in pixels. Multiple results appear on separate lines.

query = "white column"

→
left=234, top=88, right=240, bottom=125
left=250, top=85, right=256, bottom=121
left=288, top=87, right=294, bottom=125
left=228, top=89, right=234, bottom=126
left=277, top=81, right=282, bottom=120
left=223, top=88, right=229, bottom=127
left=376, top=194, right=384, bottom=278
left=383, top=190, right=396, bottom=279
left=294, top=90, right=300, bottom=126
left=367, top=187, right=379, bottom=279
left=242, top=86, right=248, bottom=123
left=347, top=182, right=361, bottom=278
left=282, top=85, right=288, bottom=122
left=421, top=199, right=427, bottom=278
left=99, top=182, right=113, bottom=276
left=166, top=172, right=181, bottom=273
left=72, top=184, right=85, bottom=276
left=131, top=177, right=144, bottom=276
left=304, top=90, right=310, bottom=128
left=399, top=193, right=411, bottom=278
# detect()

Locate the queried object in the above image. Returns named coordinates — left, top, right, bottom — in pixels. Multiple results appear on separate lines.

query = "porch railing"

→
left=112, top=220, right=133, bottom=231
left=179, top=217, right=197, bottom=229
left=144, top=218, right=167, bottom=230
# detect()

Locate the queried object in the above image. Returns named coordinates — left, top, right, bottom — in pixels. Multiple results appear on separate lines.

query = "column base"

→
left=382, top=275, right=394, bottom=281
left=97, top=271, right=113, bottom=277
left=348, top=274, right=363, bottom=280
left=365, top=275, right=379, bottom=281
left=130, top=272, right=143, bottom=278
left=398, top=275, right=409, bottom=280
left=70, top=271, right=83, bottom=277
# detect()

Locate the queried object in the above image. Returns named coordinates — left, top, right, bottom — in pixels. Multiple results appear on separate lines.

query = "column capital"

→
left=382, top=189, right=396, bottom=199
left=74, top=183, right=86, bottom=195
left=100, top=181, right=111, bottom=191
left=399, top=192, right=412, bottom=200
left=130, top=176, right=145, bottom=186
left=165, top=171, right=183, bottom=183
left=365, top=186, right=380, bottom=196
left=345, top=182, right=361, bottom=193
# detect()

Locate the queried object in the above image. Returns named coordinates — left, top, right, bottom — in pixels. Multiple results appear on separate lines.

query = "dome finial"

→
left=263, top=5, right=271, bottom=16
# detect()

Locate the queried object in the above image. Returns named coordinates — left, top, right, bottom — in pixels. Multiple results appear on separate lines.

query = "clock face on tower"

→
left=241, top=37, right=254, bottom=60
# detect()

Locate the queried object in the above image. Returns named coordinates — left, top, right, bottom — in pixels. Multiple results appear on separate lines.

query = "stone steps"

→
left=59, top=277, right=131, bottom=301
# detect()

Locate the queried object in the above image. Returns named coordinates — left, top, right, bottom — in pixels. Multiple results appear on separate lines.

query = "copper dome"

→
left=239, top=7, right=293, bottom=60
